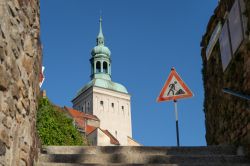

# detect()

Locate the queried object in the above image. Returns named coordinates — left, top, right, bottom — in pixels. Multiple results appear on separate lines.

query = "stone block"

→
left=20, top=150, right=28, bottom=160
left=0, top=128, right=10, bottom=148
left=0, top=46, right=4, bottom=62
left=0, top=140, right=6, bottom=156
left=21, top=98, right=29, bottom=111
left=0, top=158, right=6, bottom=166
left=22, top=56, right=33, bottom=74
left=7, top=3, right=17, bottom=18
left=11, top=83, right=20, bottom=100
left=0, top=66, right=9, bottom=91
left=11, top=59, right=20, bottom=81
left=2, top=103, right=10, bottom=117
left=15, top=99, right=23, bottom=113
left=21, top=143, right=29, bottom=153
left=6, top=97, right=16, bottom=118
left=2, top=116, right=12, bottom=129
left=19, top=159, right=27, bottom=166
left=16, top=111, right=24, bottom=123
left=24, top=35, right=34, bottom=57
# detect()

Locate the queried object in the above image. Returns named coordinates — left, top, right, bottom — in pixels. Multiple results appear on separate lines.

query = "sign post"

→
left=157, top=68, right=193, bottom=147
left=174, top=99, right=180, bottom=146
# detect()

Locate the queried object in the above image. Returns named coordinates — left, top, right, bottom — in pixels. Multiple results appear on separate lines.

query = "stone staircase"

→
left=36, top=146, right=250, bottom=166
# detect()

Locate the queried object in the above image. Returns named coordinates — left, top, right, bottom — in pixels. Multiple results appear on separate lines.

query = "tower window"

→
left=111, top=103, right=114, bottom=108
left=122, top=106, right=124, bottom=110
left=100, top=101, right=103, bottom=105
left=103, top=61, right=108, bottom=73
left=96, top=61, right=101, bottom=73
left=87, top=102, right=90, bottom=112
left=84, top=102, right=86, bottom=113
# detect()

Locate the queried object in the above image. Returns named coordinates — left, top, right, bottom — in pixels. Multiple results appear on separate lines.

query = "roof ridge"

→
left=100, top=129, right=120, bottom=145
left=64, top=106, right=100, bottom=121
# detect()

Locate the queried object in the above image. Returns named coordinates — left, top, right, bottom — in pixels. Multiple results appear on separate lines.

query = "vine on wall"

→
left=37, top=98, right=86, bottom=146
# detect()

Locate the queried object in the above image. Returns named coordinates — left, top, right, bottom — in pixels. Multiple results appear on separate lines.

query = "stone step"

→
left=38, top=154, right=250, bottom=164
left=36, top=163, right=250, bottom=166
left=42, top=146, right=237, bottom=156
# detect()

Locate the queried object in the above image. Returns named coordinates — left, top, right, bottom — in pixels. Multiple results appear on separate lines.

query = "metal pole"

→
left=174, top=99, right=180, bottom=147
left=222, top=88, right=250, bottom=101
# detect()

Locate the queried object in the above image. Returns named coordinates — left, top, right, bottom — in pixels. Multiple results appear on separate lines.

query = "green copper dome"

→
left=75, top=78, right=128, bottom=98
left=91, top=45, right=111, bottom=57
left=91, top=16, right=111, bottom=57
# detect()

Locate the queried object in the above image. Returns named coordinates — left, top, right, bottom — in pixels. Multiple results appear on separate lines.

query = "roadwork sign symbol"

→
left=157, top=68, right=193, bottom=102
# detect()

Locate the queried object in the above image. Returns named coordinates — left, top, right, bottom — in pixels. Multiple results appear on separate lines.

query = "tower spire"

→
left=91, top=15, right=111, bottom=80
left=97, top=14, right=104, bottom=45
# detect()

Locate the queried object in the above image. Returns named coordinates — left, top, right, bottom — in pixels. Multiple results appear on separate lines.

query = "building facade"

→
left=72, top=17, right=133, bottom=146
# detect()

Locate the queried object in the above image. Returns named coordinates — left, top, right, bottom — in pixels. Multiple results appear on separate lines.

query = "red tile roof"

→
left=64, top=107, right=99, bottom=133
left=64, top=107, right=99, bottom=121
left=85, top=125, right=96, bottom=135
left=65, top=107, right=84, bottom=128
left=87, top=127, right=97, bottom=136
left=65, top=107, right=119, bottom=145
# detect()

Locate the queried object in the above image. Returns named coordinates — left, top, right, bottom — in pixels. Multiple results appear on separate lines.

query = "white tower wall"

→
left=92, top=87, right=132, bottom=145
left=72, top=87, right=132, bottom=146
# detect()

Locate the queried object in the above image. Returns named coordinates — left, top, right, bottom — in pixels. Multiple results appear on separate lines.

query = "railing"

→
left=222, top=88, right=250, bottom=101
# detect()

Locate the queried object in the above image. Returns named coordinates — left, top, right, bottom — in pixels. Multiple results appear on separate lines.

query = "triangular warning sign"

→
left=157, top=68, right=193, bottom=102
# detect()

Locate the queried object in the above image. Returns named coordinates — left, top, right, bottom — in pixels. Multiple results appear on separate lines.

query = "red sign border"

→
left=157, top=68, right=193, bottom=102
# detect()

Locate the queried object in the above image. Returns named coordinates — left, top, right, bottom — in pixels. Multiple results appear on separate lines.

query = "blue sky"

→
left=40, top=0, right=218, bottom=146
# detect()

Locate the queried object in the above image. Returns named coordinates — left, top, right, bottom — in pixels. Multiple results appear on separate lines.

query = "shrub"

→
left=37, top=97, right=85, bottom=145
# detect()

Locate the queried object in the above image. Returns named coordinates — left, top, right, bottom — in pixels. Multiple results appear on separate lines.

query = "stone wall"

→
left=0, top=0, right=41, bottom=165
left=201, top=0, right=250, bottom=154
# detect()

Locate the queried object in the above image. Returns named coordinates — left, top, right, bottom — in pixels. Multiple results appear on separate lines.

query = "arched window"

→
left=109, top=64, right=111, bottom=74
left=103, top=61, right=108, bottom=73
left=96, top=61, right=101, bottom=73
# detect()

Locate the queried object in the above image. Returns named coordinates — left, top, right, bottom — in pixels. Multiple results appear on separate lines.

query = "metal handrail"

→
left=222, top=88, right=250, bottom=101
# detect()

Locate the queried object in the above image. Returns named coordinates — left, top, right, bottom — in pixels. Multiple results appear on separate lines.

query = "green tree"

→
left=37, top=97, right=86, bottom=145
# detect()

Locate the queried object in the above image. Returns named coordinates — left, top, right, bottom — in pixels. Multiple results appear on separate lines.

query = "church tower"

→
left=72, top=17, right=132, bottom=145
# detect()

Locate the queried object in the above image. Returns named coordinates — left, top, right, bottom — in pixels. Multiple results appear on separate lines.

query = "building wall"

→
left=0, top=0, right=41, bottom=165
left=87, top=129, right=114, bottom=146
left=201, top=0, right=250, bottom=154
left=87, top=130, right=97, bottom=146
left=72, top=87, right=93, bottom=114
left=73, top=86, right=132, bottom=146
left=96, top=129, right=114, bottom=146
left=87, top=119, right=100, bottom=128
left=127, top=137, right=141, bottom=146
left=92, top=87, right=132, bottom=146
